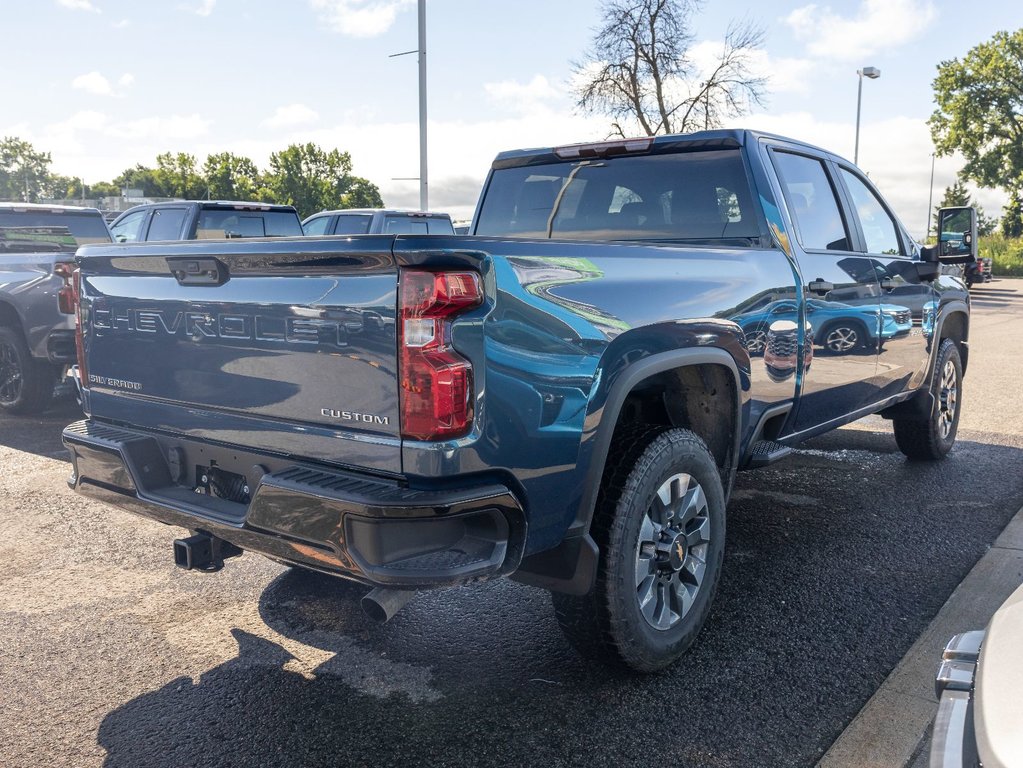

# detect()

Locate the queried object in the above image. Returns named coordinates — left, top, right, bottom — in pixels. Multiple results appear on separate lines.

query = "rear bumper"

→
left=63, top=419, right=525, bottom=588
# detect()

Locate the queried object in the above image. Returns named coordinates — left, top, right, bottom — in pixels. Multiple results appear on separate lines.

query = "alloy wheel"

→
left=0, top=340, right=23, bottom=405
left=634, top=473, right=711, bottom=631
left=938, top=359, right=958, bottom=439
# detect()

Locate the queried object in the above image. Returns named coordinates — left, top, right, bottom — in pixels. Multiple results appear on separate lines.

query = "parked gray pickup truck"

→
left=0, top=203, right=110, bottom=413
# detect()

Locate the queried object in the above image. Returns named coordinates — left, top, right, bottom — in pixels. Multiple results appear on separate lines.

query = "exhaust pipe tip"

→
left=361, top=587, right=416, bottom=623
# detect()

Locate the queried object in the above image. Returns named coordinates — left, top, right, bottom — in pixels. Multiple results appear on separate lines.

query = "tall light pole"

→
left=854, top=66, right=880, bottom=166
left=389, top=0, right=429, bottom=210
left=417, top=0, right=427, bottom=211
left=926, top=152, right=936, bottom=240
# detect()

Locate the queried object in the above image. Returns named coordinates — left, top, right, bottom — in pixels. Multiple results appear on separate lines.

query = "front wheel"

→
left=552, top=426, right=726, bottom=672
left=893, top=338, right=962, bottom=460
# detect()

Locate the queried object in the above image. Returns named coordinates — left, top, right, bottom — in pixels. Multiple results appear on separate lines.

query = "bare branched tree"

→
left=574, top=0, right=768, bottom=137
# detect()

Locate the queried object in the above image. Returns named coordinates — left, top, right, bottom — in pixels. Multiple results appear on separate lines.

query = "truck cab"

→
left=109, top=201, right=302, bottom=243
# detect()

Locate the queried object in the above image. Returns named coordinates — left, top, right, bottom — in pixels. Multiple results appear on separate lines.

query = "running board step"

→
left=746, top=440, right=793, bottom=468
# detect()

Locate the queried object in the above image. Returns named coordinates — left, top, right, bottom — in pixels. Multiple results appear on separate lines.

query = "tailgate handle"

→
left=168, top=257, right=229, bottom=286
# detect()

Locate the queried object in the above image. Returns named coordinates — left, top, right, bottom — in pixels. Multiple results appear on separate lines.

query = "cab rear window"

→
left=476, top=149, right=759, bottom=243
left=196, top=209, right=302, bottom=239
left=0, top=211, right=110, bottom=248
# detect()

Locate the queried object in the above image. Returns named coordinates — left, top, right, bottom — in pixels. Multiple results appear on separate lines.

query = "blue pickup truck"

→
left=63, top=129, right=974, bottom=672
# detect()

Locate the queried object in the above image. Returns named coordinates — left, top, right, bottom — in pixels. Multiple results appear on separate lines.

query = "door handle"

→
left=807, top=279, right=834, bottom=295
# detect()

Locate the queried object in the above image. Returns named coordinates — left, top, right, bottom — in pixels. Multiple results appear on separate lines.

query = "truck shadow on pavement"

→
left=95, top=431, right=1023, bottom=768
left=0, top=397, right=82, bottom=459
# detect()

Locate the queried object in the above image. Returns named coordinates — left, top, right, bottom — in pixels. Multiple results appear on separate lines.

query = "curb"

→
left=817, top=506, right=1023, bottom=767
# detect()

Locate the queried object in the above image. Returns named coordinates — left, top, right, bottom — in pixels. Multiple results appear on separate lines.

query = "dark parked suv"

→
left=109, top=201, right=302, bottom=243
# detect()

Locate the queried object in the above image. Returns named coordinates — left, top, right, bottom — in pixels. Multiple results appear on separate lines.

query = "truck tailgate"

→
left=77, top=237, right=401, bottom=474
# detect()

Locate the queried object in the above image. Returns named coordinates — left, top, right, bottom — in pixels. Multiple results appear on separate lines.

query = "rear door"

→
left=78, top=236, right=402, bottom=474
left=767, top=146, right=882, bottom=431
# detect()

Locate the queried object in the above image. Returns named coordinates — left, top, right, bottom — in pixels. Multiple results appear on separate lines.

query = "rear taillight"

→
left=54, top=261, right=75, bottom=314
left=399, top=270, right=482, bottom=441
left=73, top=269, right=88, bottom=387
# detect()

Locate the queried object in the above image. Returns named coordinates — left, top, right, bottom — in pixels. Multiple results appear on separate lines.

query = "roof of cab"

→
left=490, top=128, right=850, bottom=169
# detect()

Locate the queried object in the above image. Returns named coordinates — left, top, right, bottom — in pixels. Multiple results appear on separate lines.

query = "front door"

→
left=834, top=165, right=936, bottom=399
left=768, top=147, right=881, bottom=432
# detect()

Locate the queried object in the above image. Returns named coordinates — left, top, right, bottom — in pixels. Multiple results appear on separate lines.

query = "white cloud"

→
left=484, top=75, right=563, bottom=113
left=785, top=0, right=938, bottom=60
left=117, top=73, right=135, bottom=88
left=112, top=18, right=130, bottom=28
left=179, top=0, right=215, bottom=16
left=72, top=71, right=114, bottom=96
left=57, top=0, right=100, bottom=12
left=110, top=114, right=212, bottom=141
left=262, top=103, right=320, bottom=129
left=310, top=0, right=414, bottom=37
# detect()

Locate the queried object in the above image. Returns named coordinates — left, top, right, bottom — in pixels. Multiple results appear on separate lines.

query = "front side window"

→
left=772, top=152, right=850, bottom=252
left=145, top=208, right=188, bottom=241
left=839, top=168, right=902, bottom=255
left=475, top=149, right=760, bottom=243
left=109, top=210, right=148, bottom=243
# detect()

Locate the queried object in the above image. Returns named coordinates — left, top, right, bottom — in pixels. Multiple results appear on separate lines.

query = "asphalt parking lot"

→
left=2, top=281, right=1022, bottom=768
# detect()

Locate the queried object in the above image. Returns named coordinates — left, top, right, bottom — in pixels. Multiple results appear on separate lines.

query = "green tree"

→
left=154, top=152, right=206, bottom=199
left=0, top=137, right=53, bottom=202
left=929, top=30, right=1023, bottom=195
left=339, top=176, right=384, bottom=209
left=264, top=143, right=382, bottom=217
left=202, top=152, right=261, bottom=201
left=1002, top=192, right=1023, bottom=238
left=934, top=180, right=998, bottom=236
left=89, top=181, right=121, bottom=199
left=112, top=164, right=162, bottom=197
left=574, top=0, right=767, bottom=137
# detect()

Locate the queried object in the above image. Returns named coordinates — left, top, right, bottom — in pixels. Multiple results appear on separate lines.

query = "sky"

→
left=2, top=0, right=1022, bottom=237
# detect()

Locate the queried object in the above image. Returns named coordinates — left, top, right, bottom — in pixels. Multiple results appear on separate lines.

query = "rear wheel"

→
left=0, top=326, right=56, bottom=415
left=893, top=338, right=962, bottom=460
left=552, top=426, right=726, bottom=672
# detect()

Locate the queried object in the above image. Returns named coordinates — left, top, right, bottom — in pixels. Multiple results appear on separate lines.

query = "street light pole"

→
left=854, top=66, right=880, bottom=166
left=417, top=0, right=428, bottom=211
left=926, top=152, right=936, bottom=240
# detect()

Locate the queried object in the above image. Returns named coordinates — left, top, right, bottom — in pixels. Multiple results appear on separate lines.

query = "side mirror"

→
left=936, top=206, right=977, bottom=264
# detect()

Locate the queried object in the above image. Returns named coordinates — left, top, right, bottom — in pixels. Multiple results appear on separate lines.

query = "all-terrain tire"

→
left=893, top=338, right=962, bottom=460
left=552, top=425, right=726, bottom=673
left=0, top=326, right=57, bottom=415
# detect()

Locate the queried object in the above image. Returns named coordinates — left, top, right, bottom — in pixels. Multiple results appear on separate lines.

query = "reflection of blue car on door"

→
left=739, top=298, right=912, bottom=355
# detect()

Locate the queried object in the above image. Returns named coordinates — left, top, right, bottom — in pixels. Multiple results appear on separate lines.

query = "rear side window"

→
left=303, top=215, right=332, bottom=236
left=145, top=207, right=188, bottom=241
left=771, top=152, right=850, bottom=251
left=0, top=211, right=111, bottom=247
left=334, top=215, right=372, bottom=234
left=196, top=209, right=302, bottom=239
left=384, top=216, right=429, bottom=234
left=475, top=149, right=760, bottom=242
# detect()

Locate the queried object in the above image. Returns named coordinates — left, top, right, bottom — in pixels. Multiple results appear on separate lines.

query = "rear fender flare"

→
left=574, top=346, right=745, bottom=535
